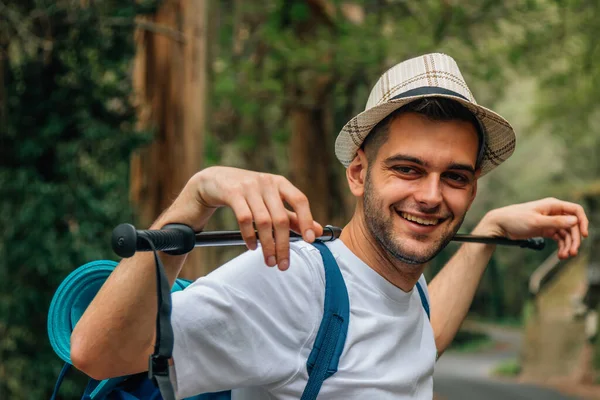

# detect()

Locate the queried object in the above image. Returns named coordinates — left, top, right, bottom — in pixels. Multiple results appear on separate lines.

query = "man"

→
left=71, top=53, right=588, bottom=399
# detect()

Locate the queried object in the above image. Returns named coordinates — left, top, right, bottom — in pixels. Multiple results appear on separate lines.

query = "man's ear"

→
left=347, top=149, right=369, bottom=197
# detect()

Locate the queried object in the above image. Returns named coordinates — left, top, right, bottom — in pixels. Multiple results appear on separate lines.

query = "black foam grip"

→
left=137, top=229, right=185, bottom=252
left=136, top=224, right=196, bottom=255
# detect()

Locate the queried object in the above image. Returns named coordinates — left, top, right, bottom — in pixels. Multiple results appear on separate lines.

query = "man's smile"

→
left=394, top=210, right=448, bottom=232
left=399, top=212, right=440, bottom=226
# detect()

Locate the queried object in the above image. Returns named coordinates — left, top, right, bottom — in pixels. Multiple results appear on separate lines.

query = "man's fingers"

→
left=552, top=233, right=560, bottom=244
left=246, top=191, right=277, bottom=267
left=539, top=198, right=589, bottom=237
left=262, top=187, right=291, bottom=271
left=538, top=211, right=583, bottom=258
left=569, top=224, right=581, bottom=256
left=287, top=210, right=323, bottom=237
left=559, top=229, right=571, bottom=259
left=539, top=214, right=578, bottom=231
left=278, top=179, right=321, bottom=242
left=230, top=197, right=257, bottom=251
left=221, top=172, right=322, bottom=270
left=554, top=232, right=566, bottom=260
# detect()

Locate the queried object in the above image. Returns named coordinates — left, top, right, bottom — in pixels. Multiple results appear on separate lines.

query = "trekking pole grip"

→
left=111, top=223, right=196, bottom=258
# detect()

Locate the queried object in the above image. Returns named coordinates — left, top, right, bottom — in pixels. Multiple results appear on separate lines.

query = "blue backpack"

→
left=48, top=241, right=430, bottom=399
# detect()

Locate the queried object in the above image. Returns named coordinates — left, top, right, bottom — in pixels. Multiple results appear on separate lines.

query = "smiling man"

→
left=71, top=54, right=589, bottom=399
left=358, top=106, right=480, bottom=270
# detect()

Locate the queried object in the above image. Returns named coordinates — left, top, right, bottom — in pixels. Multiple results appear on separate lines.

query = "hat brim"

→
left=335, top=93, right=516, bottom=176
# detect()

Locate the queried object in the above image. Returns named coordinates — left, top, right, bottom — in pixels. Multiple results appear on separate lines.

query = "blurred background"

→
left=1, top=0, right=599, bottom=399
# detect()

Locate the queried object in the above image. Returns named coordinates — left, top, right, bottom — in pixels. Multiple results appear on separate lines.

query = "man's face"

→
left=362, top=112, right=479, bottom=265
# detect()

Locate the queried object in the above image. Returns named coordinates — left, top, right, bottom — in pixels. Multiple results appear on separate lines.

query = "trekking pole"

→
left=111, top=223, right=545, bottom=258
left=451, top=235, right=545, bottom=250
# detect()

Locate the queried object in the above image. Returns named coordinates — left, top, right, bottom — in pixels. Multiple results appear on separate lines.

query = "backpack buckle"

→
left=148, top=354, right=170, bottom=381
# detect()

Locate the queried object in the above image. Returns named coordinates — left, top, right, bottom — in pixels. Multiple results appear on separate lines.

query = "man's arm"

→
left=428, top=197, right=589, bottom=356
left=427, top=228, right=494, bottom=357
left=70, top=167, right=321, bottom=380
left=70, top=177, right=214, bottom=379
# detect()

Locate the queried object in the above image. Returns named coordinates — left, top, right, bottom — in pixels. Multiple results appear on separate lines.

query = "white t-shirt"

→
left=170, top=239, right=436, bottom=399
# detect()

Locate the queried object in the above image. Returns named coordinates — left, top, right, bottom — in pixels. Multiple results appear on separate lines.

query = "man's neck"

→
left=340, top=215, right=425, bottom=293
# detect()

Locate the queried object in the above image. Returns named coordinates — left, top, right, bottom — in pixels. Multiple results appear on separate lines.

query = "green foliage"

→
left=493, top=358, right=522, bottom=377
left=447, top=330, right=494, bottom=353
left=501, top=0, right=600, bottom=191
left=0, top=1, right=156, bottom=398
left=209, top=0, right=516, bottom=177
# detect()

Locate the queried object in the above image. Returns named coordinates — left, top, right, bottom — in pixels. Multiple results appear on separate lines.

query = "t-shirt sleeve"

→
left=170, top=244, right=323, bottom=398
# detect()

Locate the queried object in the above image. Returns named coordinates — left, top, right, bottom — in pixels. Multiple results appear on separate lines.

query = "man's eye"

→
left=394, top=166, right=416, bottom=174
left=446, top=172, right=468, bottom=182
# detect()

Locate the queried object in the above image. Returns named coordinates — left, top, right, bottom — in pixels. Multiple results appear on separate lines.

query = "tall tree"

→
left=283, top=0, right=339, bottom=225
left=0, top=2, right=152, bottom=398
left=130, top=0, right=209, bottom=277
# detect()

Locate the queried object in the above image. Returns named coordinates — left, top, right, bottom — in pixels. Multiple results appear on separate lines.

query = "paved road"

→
left=434, top=376, right=582, bottom=400
left=433, top=323, right=583, bottom=400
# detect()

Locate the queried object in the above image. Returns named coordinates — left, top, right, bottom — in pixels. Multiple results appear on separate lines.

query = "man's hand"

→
left=475, top=197, right=589, bottom=259
left=429, top=197, right=588, bottom=355
left=165, top=166, right=323, bottom=270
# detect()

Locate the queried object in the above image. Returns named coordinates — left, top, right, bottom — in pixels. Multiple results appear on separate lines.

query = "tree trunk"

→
left=284, top=1, right=335, bottom=226
left=289, top=106, right=333, bottom=225
left=286, top=1, right=362, bottom=227
left=130, top=0, right=208, bottom=278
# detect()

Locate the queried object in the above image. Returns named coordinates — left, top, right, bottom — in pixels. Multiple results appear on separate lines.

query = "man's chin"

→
left=395, top=249, right=437, bottom=265
left=390, top=239, right=448, bottom=265
left=380, top=240, right=436, bottom=265
left=392, top=252, right=428, bottom=265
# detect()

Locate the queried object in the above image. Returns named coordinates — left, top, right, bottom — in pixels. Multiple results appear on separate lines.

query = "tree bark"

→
left=130, top=0, right=208, bottom=278
left=289, top=105, right=333, bottom=224
left=286, top=1, right=361, bottom=227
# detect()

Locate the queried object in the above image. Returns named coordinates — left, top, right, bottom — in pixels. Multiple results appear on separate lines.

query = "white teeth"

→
left=400, top=212, right=439, bottom=226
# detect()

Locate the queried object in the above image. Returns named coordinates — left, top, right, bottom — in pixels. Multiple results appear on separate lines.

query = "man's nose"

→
left=414, top=174, right=443, bottom=209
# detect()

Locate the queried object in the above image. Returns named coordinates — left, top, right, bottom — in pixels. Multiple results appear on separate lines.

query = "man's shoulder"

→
left=290, top=240, right=326, bottom=262
left=190, top=241, right=325, bottom=298
left=215, top=240, right=323, bottom=271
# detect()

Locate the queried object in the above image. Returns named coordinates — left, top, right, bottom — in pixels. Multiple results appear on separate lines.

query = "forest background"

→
left=1, top=0, right=599, bottom=398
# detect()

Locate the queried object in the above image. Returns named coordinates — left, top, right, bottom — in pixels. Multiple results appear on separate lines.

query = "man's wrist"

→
left=472, top=210, right=505, bottom=237
left=152, top=206, right=215, bottom=232
left=151, top=189, right=217, bottom=232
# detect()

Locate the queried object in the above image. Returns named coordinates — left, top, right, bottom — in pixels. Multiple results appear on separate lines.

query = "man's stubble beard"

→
left=363, top=170, right=465, bottom=265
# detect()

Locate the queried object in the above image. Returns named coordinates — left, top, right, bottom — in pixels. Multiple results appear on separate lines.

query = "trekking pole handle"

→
left=112, top=223, right=196, bottom=258
left=111, top=224, right=342, bottom=258
left=192, top=225, right=342, bottom=247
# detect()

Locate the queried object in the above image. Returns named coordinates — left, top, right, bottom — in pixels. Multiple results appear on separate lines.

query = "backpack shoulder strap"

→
left=50, top=363, right=71, bottom=400
left=301, top=241, right=350, bottom=400
left=415, top=281, right=430, bottom=320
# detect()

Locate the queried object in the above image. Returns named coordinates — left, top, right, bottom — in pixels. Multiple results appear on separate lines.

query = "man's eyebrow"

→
left=448, top=163, right=476, bottom=175
left=384, top=154, right=476, bottom=175
left=383, top=154, right=427, bottom=166
left=448, top=163, right=475, bottom=175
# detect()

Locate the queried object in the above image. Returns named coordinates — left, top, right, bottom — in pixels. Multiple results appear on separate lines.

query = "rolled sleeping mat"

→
left=47, top=259, right=192, bottom=399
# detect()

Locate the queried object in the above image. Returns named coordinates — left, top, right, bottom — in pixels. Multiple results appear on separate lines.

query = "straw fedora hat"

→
left=335, top=53, right=516, bottom=176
